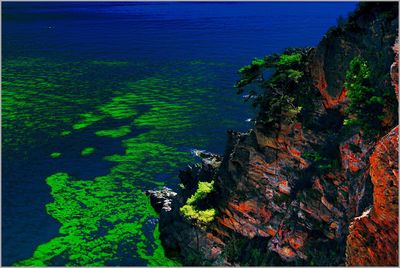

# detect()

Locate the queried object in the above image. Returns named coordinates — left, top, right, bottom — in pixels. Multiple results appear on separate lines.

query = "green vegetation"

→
left=344, top=56, right=387, bottom=138
left=60, top=130, right=71, bottom=136
left=179, top=205, right=216, bottom=225
left=81, top=147, right=95, bottom=156
left=277, top=53, right=302, bottom=66
left=186, top=181, right=215, bottom=205
left=15, top=172, right=179, bottom=266
left=50, top=152, right=62, bottom=158
left=95, top=125, right=131, bottom=138
left=73, top=113, right=105, bottom=130
left=180, top=180, right=216, bottom=226
left=235, top=49, right=311, bottom=128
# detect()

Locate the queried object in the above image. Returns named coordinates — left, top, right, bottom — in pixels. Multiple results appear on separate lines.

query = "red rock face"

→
left=213, top=125, right=311, bottom=261
left=346, top=126, right=399, bottom=266
left=310, top=54, right=348, bottom=109
left=210, top=121, right=350, bottom=264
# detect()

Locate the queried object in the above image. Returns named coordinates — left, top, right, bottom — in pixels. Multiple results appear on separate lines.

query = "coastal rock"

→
left=145, top=187, right=177, bottom=213
left=339, top=134, right=373, bottom=219
left=346, top=126, right=398, bottom=266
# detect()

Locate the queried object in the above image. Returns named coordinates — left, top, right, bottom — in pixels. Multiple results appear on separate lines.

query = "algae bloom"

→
left=81, top=147, right=95, bottom=156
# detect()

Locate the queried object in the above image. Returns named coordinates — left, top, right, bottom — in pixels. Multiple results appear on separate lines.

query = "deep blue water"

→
left=2, top=2, right=357, bottom=266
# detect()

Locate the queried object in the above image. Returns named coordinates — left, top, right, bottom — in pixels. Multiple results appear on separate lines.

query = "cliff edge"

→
left=149, top=3, right=399, bottom=266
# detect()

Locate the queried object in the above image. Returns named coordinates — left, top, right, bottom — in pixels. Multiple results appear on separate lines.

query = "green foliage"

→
left=179, top=205, right=216, bottom=225
left=278, top=53, right=302, bottom=66
left=235, top=49, right=309, bottom=129
left=186, top=181, right=214, bottom=205
left=344, top=56, right=386, bottom=138
left=286, top=69, right=304, bottom=82
left=180, top=180, right=216, bottom=226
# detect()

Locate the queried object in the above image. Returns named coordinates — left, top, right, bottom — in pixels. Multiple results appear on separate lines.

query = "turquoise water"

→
left=2, top=2, right=357, bottom=266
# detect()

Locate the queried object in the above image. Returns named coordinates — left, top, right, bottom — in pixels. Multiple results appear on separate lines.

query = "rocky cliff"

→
left=148, top=3, right=399, bottom=266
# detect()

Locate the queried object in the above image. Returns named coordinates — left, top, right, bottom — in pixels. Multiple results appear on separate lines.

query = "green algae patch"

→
left=81, top=147, right=95, bottom=156
left=50, top=152, right=62, bottom=158
left=17, top=133, right=191, bottom=265
left=99, top=96, right=139, bottom=120
left=60, top=130, right=71, bottom=136
left=72, top=113, right=105, bottom=130
left=16, top=172, right=178, bottom=266
left=95, top=125, right=131, bottom=138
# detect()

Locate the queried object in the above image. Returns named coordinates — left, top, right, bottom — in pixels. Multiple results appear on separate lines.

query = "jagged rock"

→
left=192, top=149, right=223, bottom=169
left=339, top=133, right=374, bottom=219
left=145, top=187, right=177, bottom=213
left=346, top=126, right=399, bottom=266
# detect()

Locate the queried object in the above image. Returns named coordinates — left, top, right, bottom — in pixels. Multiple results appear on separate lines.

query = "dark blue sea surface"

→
left=2, top=2, right=357, bottom=266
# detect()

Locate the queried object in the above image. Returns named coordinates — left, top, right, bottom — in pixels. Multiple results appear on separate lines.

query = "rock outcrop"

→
left=346, top=126, right=398, bottom=266
left=149, top=3, right=398, bottom=266
left=146, top=187, right=177, bottom=213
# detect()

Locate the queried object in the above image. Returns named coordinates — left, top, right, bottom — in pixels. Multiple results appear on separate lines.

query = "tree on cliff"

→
left=235, top=49, right=309, bottom=128
left=344, top=56, right=387, bottom=139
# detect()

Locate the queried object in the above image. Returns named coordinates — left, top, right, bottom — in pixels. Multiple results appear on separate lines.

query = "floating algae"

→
left=61, top=130, right=71, bottom=136
left=95, top=125, right=132, bottom=138
left=15, top=172, right=179, bottom=266
left=81, top=147, right=95, bottom=156
left=72, top=113, right=105, bottom=130
left=50, top=152, right=62, bottom=158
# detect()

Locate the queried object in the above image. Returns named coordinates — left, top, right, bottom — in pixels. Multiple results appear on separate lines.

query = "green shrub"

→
left=186, top=181, right=214, bottom=205
left=286, top=69, right=304, bottom=82
left=180, top=180, right=216, bottom=226
left=278, top=53, right=302, bottom=66
left=180, top=205, right=216, bottom=225
left=344, top=56, right=386, bottom=138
